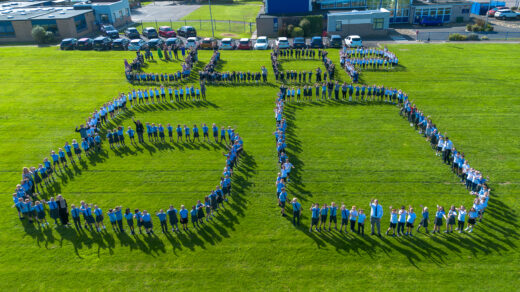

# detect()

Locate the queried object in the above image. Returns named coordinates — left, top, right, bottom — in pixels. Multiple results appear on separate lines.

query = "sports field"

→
left=0, top=44, right=519, bottom=290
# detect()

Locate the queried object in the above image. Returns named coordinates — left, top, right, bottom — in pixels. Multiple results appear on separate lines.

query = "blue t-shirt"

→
left=157, top=213, right=167, bottom=221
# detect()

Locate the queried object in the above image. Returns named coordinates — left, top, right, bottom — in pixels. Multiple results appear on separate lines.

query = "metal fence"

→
left=417, top=31, right=520, bottom=41
left=134, top=19, right=255, bottom=36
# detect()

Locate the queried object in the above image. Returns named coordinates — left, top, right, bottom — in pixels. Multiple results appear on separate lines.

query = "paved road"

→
left=131, top=2, right=201, bottom=22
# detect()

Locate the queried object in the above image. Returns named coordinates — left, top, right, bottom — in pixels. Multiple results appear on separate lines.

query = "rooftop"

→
left=328, top=8, right=390, bottom=16
left=0, top=6, right=91, bottom=21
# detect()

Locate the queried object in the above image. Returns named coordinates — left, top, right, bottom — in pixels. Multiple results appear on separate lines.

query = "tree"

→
left=291, top=26, right=304, bottom=38
left=31, top=26, right=47, bottom=44
left=299, top=18, right=311, bottom=36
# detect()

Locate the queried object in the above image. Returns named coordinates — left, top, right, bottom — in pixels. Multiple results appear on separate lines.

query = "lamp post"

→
left=209, top=0, right=215, bottom=38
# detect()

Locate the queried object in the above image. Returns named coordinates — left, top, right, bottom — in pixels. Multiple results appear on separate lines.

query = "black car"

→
left=142, top=27, right=158, bottom=39
left=124, top=27, right=140, bottom=39
left=60, top=38, right=77, bottom=50
left=147, top=38, right=164, bottom=50
left=102, top=25, right=119, bottom=39
left=329, top=35, right=342, bottom=48
left=77, top=38, right=94, bottom=50
left=310, top=36, right=324, bottom=48
left=177, top=26, right=197, bottom=37
left=112, top=38, right=130, bottom=50
left=93, top=36, right=112, bottom=51
left=293, top=37, right=306, bottom=48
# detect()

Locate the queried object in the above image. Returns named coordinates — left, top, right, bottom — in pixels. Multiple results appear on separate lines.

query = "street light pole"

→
left=209, top=0, right=215, bottom=38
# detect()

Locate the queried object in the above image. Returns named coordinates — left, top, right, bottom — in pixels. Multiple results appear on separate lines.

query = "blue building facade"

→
left=91, top=0, right=131, bottom=26
left=265, top=0, right=312, bottom=14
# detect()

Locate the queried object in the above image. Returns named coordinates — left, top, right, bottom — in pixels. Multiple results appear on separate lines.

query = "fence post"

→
left=250, top=22, right=252, bottom=34
left=185, top=19, right=187, bottom=26
left=170, top=19, right=172, bottom=29
left=155, top=19, right=157, bottom=29
left=229, top=20, right=231, bottom=31
left=506, top=31, right=508, bottom=40
left=200, top=19, right=202, bottom=30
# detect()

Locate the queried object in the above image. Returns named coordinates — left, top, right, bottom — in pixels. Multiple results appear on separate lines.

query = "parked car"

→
left=487, top=6, right=507, bottom=17
left=293, top=37, right=306, bottom=48
left=186, top=37, right=198, bottom=49
left=60, top=38, right=77, bottom=50
left=159, top=26, right=176, bottom=38
left=200, top=37, right=218, bottom=49
left=77, top=38, right=93, bottom=50
left=238, top=38, right=252, bottom=50
left=344, top=35, right=362, bottom=47
left=177, top=26, right=197, bottom=37
left=101, top=25, right=119, bottom=39
left=124, top=27, right=140, bottom=39
left=142, top=27, right=158, bottom=39
left=112, top=38, right=130, bottom=50
left=93, top=36, right=112, bottom=51
left=329, top=35, right=342, bottom=48
left=128, top=39, right=148, bottom=51
left=495, top=9, right=519, bottom=19
left=253, top=36, right=269, bottom=50
left=310, top=36, right=324, bottom=48
left=276, top=37, right=290, bottom=49
left=419, top=16, right=442, bottom=26
left=165, top=37, right=183, bottom=47
left=220, top=38, right=236, bottom=50
left=147, top=38, right=164, bottom=50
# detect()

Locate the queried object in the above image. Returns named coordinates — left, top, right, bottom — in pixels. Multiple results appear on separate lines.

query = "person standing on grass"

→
left=56, top=195, right=69, bottom=226
left=212, top=123, right=219, bottom=143
left=370, top=199, right=383, bottom=236
left=278, top=187, right=287, bottom=217
left=349, top=205, right=358, bottom=232
left=134, top=209, right=143, bottom=234
left=176, top=124, right=183, bottom=143
left=125, top=208, right=135, bottom=235
left=179, top=205, right=189, bottom=231
left=319, top=203, right=328, bottom=232
left=156, top=209, right=168, bottom=233
left=339, top=203, right=350, bottom=233
left=132, top=118, right=145, bottom=143
left=184, top=125, right=191, bottom=143
left=405, top=207, right=416, bottom=236
left=466, top=207, right=478, bottom=232
left=309, top=203, right=320, bottom=232
left=70, top=204, right=82, bottom=230
left=456, top=206, right=466, bottom=233
left=358, top=209, right=366, bottom=235
left=397, top=206, right=407, bottom=236
left=64, top=141, right=74, bottom=164
left=168, top=205, right=179, bottom=232
left=328, top=202, right=338, bottom=231
left=445, top=205, right=457, bottom=233
left=386, top=207, right=398, bottom=236
left=94, top=205, right=106, bottom=232
left=202, top=123, right=209, bottom=142
left=47, top=197, right=59, bottom=225
left=142, top=210, right=154, bottom=235
left=291, top=198, right=301, bottom=226
left=108, top=209, right=117, bottom=231
left=416, top=206, right=430, bottom=233
left=115, top=206, right=124, bottom=232
left=432, top=205, right=445, bottom=234
left=127, top=126, right=136, bottom=145
left=190, top=206, right=199, bottom=229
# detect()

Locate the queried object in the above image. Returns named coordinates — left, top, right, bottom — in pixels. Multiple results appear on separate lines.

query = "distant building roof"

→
left=327, top=8, right=390, bottom=16
left=0, top=6, right=91, bottom=21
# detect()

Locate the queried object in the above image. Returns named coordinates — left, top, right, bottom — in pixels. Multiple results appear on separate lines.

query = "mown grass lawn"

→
left=0, top=44, right=519, bottom=290
left=181, top=2, right=262, bottom=23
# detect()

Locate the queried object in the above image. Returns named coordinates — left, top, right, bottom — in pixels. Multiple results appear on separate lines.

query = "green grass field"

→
left=181, top=2, right=262, bottom=23
left=0, top=44, right=519, bottom=290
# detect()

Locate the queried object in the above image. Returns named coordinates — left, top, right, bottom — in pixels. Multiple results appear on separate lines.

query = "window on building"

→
left=31, top=19, right=58, bottom=35
left=273, top=18, right=278, bottom=32
left=126, top=8, right=130, bottom=16
left=119, top=10, right=123, bottom=18
left=336, top=21, right=342, bottom=31
left=373, top=18, right=384, bottom=30
left=74, top=14, right=87, bottom=33
left=100, top=14, right=109, bottom=24
left=0, top=21, right=15, bottom=38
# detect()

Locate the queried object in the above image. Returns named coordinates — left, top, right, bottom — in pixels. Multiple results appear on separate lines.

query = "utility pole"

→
left=209, top=0, right=215, bottom=38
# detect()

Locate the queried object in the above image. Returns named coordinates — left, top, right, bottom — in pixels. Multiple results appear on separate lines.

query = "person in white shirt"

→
left=370, top=199, right=383, bottom=236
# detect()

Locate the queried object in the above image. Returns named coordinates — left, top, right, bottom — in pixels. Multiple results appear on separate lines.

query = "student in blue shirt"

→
left=115, top=206, right=124, bottom=232
left=156, top=209, right=168, bottom=233
left=107, top=209, right=117, bottom=231
left=291, top=198, right=301, bottom=226
left=193, top=125, right=200, bottom=142
left=339, top=203, right=350, bottom=233
left=406, top=207, right=417, bottom=236
left=34, top=201, right=48, bottom=228
left=397, top=206, right=407, bottom=236
left=445, top=205, right=457, bottom=234
left=386, top=207, right=398, bottom=236
left=184, top=125, right=191, bottom=143
left=167, top=123, right=174, bottom=143
left=43, top=158, right=55, bottom=183
left=64, top=141, right=74, bottom=165
left=57, top=148, right=67, bottom=169
left=47, top=197, right=59, bottom=225
left=357, top=209, right=366, bottom=235
left=176, top=124, right=183, bottom=142
left=416, top=206, right=430, bottom=233
left=179, top=205, right=189, bottom=231
left=212, top=123, right=219, bottom=143
left=134, top=209, right=143, bottom=234
left=309, top=203, right=320, bottom=232
left=204, top=196, right=212, bottom=221
left=455, top=206, right=466, bottom=233
left=125, top=208, right=135, bottom=235
left=220, top=127, right=227, bottom=144
left=328, top=202, right=338, bottom=231
left=70, top=204, right=82, bottom=230
left=466, top=207, right=478, bottom=233
left=196, top=200, right=205, bottom=224
left=167, top=205, right=179, bottom=232
left=141, top=210, right=154, bottom=235
left=190, top=206, right=199, bottom=228
left=349, top=206, right=358, bottom=232
left=127, top=126, right=136, bottom=145
left=158, top=124, right=165, bottom=143
left=278, top=188, right=287, bottom=217
left=432, top=205, right=445, bottom=234
left=202, top=123, right=209, bottom=142
left=319, top=203, right=329, bottom=232
left=94, top=205, right=106, bottom=232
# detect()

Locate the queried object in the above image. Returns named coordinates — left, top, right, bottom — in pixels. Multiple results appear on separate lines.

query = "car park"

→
left=142, top=27, right=158, bottom=39
left=494, top=9, right=519, bottom=19
left=124, top=27, right=140, bottom=39
left=186, top=37, right=198, bottom=49
left=77, top=38, right=94, bottom=50
left=310, top=36, right=324, bottom=48
left=128, top=39, right=148, bottom=51
left=293, top=37, right=306, bottom=48
left=220, top=38, right=236, bottom=50
left=147, top=38, right=164, bottom=50
left=165, top=37, right=183, bottom=47
left=253, top=36, right=269, bottom=50
left=111, top=38, right=130, bottom=50
left=177, top=26, right=197, bottom=37
left=344, top=35, right=362, bottom=47
left=329, top=35, right=342, bottom=48
left=200, top=37, right=218, bottom=49
left=487, top=6, right=507, bottom=17
left=238, top=38, right=252, bottom=50
left=60, top=38, right=77, bottom=50
left=276, top=37, right=290, bottom=49
left=101, top=25, right=119, bottom=39
left=93, top=36, right=112, bottom=51
left=159, top=26, right=176, bottom=38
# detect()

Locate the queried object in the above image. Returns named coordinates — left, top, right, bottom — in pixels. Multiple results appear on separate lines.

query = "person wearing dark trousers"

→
left=56, top=195, right=69, bottom=226
left=156, top=209, right=168, bottom=233
left=70, top=204, right=82, bottom=230
left=291, top=198, right=301, bottom=226
left=132, top=118, right=145, bottom=143
left=370, top=199, right=383, bottom=236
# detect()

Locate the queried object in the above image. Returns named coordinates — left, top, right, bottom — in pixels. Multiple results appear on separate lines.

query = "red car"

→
left=487, top=6, right=507, bottom=17
left=158, top=26, right=176, bottom=38
left=237, top=38, right=252, bottom=50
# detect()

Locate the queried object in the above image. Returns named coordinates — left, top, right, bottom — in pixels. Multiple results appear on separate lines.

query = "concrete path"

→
left=131, top=2, right=201, bottom=22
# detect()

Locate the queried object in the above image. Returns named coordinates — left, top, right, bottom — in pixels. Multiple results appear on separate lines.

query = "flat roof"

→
left=328, top=8, right=390, bottom=16
left=0, top=7, right=91, bottom=21
left=0, top=1, right=51, bottom=10
left=412, top=0, right=472, bottom=5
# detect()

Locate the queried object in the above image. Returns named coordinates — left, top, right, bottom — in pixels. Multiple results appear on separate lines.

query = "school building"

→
left=0, top=0, right=131, bottom=43
left=256, top=0, right=472, bottom=38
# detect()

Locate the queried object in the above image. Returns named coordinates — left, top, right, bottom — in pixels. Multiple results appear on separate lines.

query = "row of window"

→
left=0, top=16, right=88, bottom=38
left=334, top=17, right=385, bottom=31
